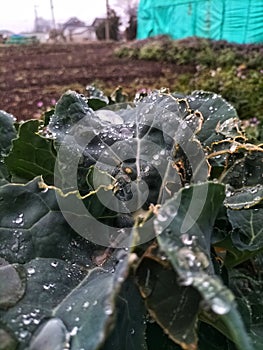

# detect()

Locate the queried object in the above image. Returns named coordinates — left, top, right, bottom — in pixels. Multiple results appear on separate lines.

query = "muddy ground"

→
left=0, top=41, right=195, bottom=120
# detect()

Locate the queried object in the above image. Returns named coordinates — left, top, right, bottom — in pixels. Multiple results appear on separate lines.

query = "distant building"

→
left=0, top=30, right=14, bottom=37
left=62, top=17, right=106, bottom=41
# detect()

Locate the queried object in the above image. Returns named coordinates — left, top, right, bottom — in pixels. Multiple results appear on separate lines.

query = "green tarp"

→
left=137, top=0, right=263, bottom=44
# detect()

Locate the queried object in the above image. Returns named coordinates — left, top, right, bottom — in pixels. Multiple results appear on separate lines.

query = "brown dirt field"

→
left=0, top=41, right=195, bottom=120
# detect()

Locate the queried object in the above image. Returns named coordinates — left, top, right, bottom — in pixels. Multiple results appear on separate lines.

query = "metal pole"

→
left=34, top=5, right=38, bottom=32
left=105, top=0, right=110, bottom=40
left=50, top=0, right=56, bottom=29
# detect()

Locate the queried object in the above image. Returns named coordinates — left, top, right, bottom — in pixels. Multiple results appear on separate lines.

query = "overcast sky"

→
left=0, top=0, right=111, bottom=33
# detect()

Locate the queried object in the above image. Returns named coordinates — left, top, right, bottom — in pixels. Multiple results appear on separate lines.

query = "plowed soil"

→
left=0, top=41, right=194, bottom=120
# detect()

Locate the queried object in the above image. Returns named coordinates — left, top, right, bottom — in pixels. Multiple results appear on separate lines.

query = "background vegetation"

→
left=115, top=36, right=263, bottom=141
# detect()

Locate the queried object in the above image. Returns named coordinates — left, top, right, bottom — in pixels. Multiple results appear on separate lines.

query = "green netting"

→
left=137, top=0, right=263, bottom=44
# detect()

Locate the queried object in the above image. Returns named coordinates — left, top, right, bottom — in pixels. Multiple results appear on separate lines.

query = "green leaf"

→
left=0, top=110, right=17, bottom=186
left=136, top=252, right=201, bottom=349
left=86, top=85, right=109, bottom=110
left=5, top=120, right=56, bottom=184
left=219, top=146, right=263, bottom=189
left=0, top=257, right=86, bottom=347
left=0, top=110, right=17, bottom=158
left=224, top=185, right=263, bottom=210
left=198, top=322, right=234, bottom=350
left=53, top=254, right=131, bottom=350
left=174, top=91, right=240, bottom=147
left=0, top=163, right=10, bottom=186
left=0, top=177, right=74, bottom=263
left=145, top=322, right=182, bottom=350
left=102, top=276, right=147, bottom=350
left=228, top=266, right=263, bottom=350
left=0, top=328, right=18, bottom=350
left=110, top=86, right=128, bottom=104
left=228, top=208, right=263, bottom=250
left=155, top=182, right=254, bottom=350
left=200, top=307, right=254, bottom=350
left=27, top=318, right=68, bottom=350
left=222, top=207, right=263, bottom=267
left=0, top=258, right=26, bottom=310
left=49, top=90, right=93, bottom=135
left=230, top=253, right=263, bottom=350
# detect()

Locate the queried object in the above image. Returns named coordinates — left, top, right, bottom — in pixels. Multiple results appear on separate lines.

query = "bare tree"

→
left=111, top=0, right=138, bottom=40
left=112, top=0, right=139, bottom=17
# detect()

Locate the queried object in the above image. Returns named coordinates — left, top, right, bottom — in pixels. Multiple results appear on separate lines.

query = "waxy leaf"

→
left=0, top=110, right=17, bottom=158
left=223, top=207, right=263, bottom=267
left=54, top=260, right=131, bottom=350
left=94, top=277, right=147, bottom=350
left=49, top=90, right=93, bottom=135
left=0, top=258, right=26, bottom=310
left=5, top=120, right=56, bottom=184
left=155, top=182, right=254, bottom=350
left=0, top=177, right=76, bottom=263
left=224, top=185, right=263, bottom=210
left=0, top=257, right=85, bottom=347
left=136, top=252, right=201, bottom=349
left=86, top=85, right=109, bottom=110
left=0, top=110, right=17, bottom=186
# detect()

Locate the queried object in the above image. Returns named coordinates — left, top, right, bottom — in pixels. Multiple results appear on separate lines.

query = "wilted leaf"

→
left=173, top=91, right=240, bottom=147
left=219, top=145, right=263, bottom=188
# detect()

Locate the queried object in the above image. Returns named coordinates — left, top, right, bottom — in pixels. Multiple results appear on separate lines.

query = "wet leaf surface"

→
left=102, top=277, right=147, bottom=350
left=0, top=258, right=26, bottom=310
left=5, top=120, right=56, bottom=184
left=136, top=253, right=201, bottom=349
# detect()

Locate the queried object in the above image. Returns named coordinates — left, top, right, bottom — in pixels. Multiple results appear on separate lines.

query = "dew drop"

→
left=27, top=267, right=35, bottom=275
left=83, top=301, right=90, bottom=309
left=157, top=212, right=168, bottom=222
left=19, top=330, right=29, bottom=339
left=51, top=261, right=58, bottom=268
left=23, top=318, right=32, bottom=326
left=13, top=213, right=24, bottom=226
left=211, top=297, right=230, bottom=315
left=181, top=233, right=194, bottom=245
left=70, top=326, right=78, bottom=336
left=104, top=305, right=113, bottom=315
left=43, top=283, right=55, bottom=290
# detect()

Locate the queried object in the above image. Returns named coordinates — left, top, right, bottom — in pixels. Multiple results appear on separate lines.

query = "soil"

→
left=0, top=41, right=195, bottom=120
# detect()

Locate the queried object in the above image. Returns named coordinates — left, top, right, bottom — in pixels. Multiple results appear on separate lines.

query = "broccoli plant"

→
left=0, top=87, right=262, bottom=350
